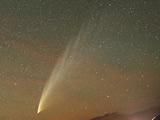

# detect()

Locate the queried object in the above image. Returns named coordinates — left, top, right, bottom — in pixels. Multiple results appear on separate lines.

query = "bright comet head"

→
left=37, top=108, right=40, bottom=114
left=37, top=104, right=41, bottom=114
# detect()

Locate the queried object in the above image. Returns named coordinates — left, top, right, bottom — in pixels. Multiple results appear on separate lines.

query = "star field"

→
left=0, top=0, right=160, bottom=120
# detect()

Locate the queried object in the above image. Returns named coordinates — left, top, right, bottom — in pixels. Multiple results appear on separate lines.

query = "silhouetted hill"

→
left=91, top=106, right=160, bottom=120
left=91, top=112, right=128, bottom=120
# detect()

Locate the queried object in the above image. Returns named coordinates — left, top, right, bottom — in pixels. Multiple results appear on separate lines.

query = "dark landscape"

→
left=91, top=106, right=160, bottom=120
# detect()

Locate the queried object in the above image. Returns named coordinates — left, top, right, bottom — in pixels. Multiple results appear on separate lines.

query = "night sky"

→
left=0, top=0, right=160, bottom=120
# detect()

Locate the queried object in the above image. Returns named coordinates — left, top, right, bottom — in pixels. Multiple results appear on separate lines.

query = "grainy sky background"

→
left=0, top=0, right=160, bottom=120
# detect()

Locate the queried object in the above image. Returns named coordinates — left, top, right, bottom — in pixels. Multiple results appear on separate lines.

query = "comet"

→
left=37, top=36, right=83, bottom=113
